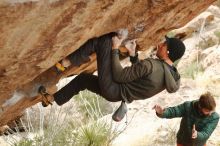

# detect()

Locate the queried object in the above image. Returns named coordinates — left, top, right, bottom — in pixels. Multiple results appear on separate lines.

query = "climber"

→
left=39, top=29, right=185, bottom=122
left=153, top=92, right=219, bottom=146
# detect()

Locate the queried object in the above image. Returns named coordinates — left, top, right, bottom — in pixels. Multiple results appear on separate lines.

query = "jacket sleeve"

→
left=163, top=63, right=180, bottom=93
left=112, top=49, right=152, bottom=83
left=196, top=115, right=219, bottom=142
left=158, top=102, right=188, bottom=119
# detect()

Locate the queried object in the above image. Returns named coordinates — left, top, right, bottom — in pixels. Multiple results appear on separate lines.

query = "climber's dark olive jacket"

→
left=112, top=49, right=180, bottom=103
left=159, top=100, right=219, bottom=146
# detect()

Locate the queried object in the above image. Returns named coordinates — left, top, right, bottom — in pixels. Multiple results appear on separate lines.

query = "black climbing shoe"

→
left=112, top=101, right=127, bottom=122
left=38, top=86, right=53, bottom=107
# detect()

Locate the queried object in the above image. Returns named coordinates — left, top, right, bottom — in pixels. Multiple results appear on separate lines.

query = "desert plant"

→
left=15, top=139, right=33, bottom=146
left=74, top=90, right=113, bottom=121
left=214, top=30, right=220, bottom=39
left=181, top=60, right=204, bottom=79
left=196, top=37, right=216, bottom=50
left=214, top=30, right=220, bottom=47
left=75, top=121, right=115, bottom=146
left=4, top=90, right=118, bottom=146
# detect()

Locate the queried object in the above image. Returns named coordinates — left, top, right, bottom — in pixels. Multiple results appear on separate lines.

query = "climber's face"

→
left=156, top=42, right=169, bottom=60
left=201, top=108, right=213, bottom=116
left=199, top=106, right=214, bottom=117
left=198, top=104, right=214, bottom=117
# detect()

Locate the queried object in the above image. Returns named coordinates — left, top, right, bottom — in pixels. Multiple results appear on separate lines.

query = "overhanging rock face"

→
left=0, top=0, right=216, bottom=126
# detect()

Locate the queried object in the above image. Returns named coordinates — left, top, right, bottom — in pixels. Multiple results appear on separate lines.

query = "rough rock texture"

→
left=0, top=0, right=216, bottom=126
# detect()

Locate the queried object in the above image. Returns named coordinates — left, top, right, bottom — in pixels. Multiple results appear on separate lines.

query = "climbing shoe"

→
left=112, top=101, right=127, bottom=122
left=55, top=62, right=66, bottom=72
left=38, top=86, right=53, bottom=107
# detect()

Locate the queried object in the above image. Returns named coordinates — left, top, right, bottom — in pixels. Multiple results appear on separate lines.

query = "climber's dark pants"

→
left=54, top=32, right=122, bottom=105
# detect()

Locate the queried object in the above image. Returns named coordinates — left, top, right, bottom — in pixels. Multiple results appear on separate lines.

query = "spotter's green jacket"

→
left=158, top=100, right=219, bottom=146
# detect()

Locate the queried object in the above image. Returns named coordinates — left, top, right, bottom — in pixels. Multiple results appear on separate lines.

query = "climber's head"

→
left=156, top=36, right=186, bottom=62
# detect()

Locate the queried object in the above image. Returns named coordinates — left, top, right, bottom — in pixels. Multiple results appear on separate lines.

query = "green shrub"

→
left=15, top=139, right=33, bottom=146
left=181, top=61, right=204, bottom=79
left=214, top=30, right=220, bottom=38
left=214, top=30, right=220, bottom=46
left=15, top=120, right=117, bottom=146
left=75, top=121, right=115, bottom=146
left=196, top=37, right=216, bottom=50
left=11, top=90, right=116, bottom=146
left=74, top=90, right=113, bottom=121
